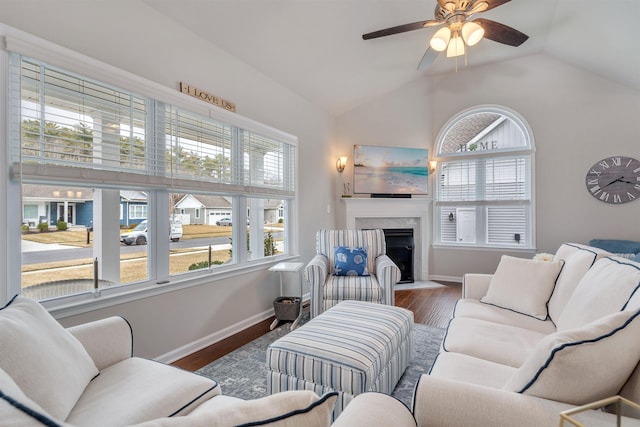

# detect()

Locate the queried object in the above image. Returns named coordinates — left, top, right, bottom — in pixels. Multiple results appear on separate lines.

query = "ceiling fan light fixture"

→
left=461, top=21, right=484, bottom=46
left=446, top=34, right=465, bottom=58
left=430, top=27, right=451, bottom=51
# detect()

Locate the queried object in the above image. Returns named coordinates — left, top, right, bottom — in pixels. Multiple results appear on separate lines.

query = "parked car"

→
left=216, top=218, right=232, bottom=226
left=120, top=220, right=183, bottom=245
left=215, top=217, right=250, bottom=226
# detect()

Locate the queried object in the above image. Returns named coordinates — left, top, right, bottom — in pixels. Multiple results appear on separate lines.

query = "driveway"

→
left=21, top=240, right=79, bottom=253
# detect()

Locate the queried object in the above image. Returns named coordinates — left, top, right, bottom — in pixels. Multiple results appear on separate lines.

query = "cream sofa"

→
left=409, top=243, right=640, bottom=426
left=6, top=242, right=640, bottom=426
left=0, top=294, right=413, bottom=427
left=338, top=243, right=640, bottom=426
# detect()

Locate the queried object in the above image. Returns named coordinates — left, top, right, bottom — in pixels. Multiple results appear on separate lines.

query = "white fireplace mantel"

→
left=341, top=198, right=432, bottom=281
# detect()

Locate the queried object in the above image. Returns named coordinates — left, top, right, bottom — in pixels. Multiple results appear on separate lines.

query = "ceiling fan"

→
left=362, top=0, right=529, bottom=70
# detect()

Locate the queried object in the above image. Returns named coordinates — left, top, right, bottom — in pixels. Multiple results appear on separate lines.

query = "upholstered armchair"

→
left=304, top=229, right=401, bottom=318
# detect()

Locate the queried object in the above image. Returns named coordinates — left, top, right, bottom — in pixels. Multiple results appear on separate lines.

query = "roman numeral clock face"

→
left=585, top=156, right=640, bottom=204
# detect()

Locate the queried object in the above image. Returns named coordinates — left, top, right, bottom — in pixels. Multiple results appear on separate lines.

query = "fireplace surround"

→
left=341, top=198, right=431, bottom=281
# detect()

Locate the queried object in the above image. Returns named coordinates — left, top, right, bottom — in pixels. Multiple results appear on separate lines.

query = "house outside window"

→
left=433, top=105, right=535, bottom=249
left=6, top=44, right=298, bottom=306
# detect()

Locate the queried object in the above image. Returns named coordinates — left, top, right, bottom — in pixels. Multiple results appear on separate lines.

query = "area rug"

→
left=196, top=312, right=445, bottom=408
left=395, top=280, right=450, bottom=291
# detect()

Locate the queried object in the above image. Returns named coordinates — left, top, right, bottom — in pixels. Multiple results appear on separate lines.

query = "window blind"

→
left=487, top=205, right=527, bottom=245
left=166, top=106, right=234, bottom=184
left=242, top=130, right=295, bottom=194
left=439, top=156, right=529, bottom=202
left=17, top=57, right=148, bottom=172
left=438, top=160, right=477, bottom=201
left=439, top=210, right=457, bottom=243
left=11, top=55, right=296, bottom=198
left=485, top=157, right=529, bottom=201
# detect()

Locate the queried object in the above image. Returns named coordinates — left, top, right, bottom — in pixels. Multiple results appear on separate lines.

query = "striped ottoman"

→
left=266, top=301, right=414, bottom=419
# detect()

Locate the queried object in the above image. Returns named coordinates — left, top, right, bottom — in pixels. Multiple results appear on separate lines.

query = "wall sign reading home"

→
left=353, top=145, right=429, bottom=195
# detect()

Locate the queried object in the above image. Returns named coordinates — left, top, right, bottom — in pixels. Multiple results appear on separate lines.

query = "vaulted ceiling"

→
left=144, top=0, right=639, bottom=116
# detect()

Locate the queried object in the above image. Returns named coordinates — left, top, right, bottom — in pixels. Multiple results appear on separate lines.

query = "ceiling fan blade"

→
left=438, top=0, right=509, bottom=12
left=362, top=20, right=436, bottom=40
left=424, top=19, right=444, bottom=27
left=474, top=18, right=529, bottom=47
left=417, top=47, right=440, bottom=71
left=482, top=0, right=512, bottom=12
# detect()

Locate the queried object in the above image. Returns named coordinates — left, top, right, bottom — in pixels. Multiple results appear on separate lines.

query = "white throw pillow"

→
left=481, top=255, right=564, bottom=320
left=0, top=295, right=99, bottom=421
left=130, top=390, right=338, bottom=427
left=0, top=367, right=64, bottom=426
left=548, top=244, right=608, bottom=323
left=503, top=308, right=640, bottom=405
left=556, top=257, right=640, bottom=331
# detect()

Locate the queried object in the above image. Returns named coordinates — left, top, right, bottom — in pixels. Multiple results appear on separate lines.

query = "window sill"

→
left=42, top=254, right=301, bottom=319
left=432, top=244, right=536, bottom=253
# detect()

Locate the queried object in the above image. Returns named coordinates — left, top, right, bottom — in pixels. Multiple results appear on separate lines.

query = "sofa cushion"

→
left=0, top=367, right=65, bottom=427
left=480, top=255, right=564, bottom=320
left=429, top=352, right=517, bottom=389
left=0, top=295, right=99, bottom=421
left=556, top=257, right=640, bottom=331
left=452, top=299, right=557, bottom=335
left=66, top=357, right=220, bottom=427
left=334, top=246, right=369, bottom=276
left=323, top=275, right=382, bottom=303
left=503, top=308, right=640, bottom=405
left=130, top=390, right=338, bottom=427
left=548, top=243, right=609, bottom=323
left=442, top=317, right=548, bottom=368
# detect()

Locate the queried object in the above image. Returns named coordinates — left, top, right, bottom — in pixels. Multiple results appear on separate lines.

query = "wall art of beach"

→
left=353, top=145, right=429, bottom=194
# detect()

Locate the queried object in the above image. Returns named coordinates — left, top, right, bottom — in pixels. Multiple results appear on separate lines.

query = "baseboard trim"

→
left=429, top=274, right=462, bottom=283
left=155, top=293, right=310, bottom=364
left=154, top=309, right=273, bottom=364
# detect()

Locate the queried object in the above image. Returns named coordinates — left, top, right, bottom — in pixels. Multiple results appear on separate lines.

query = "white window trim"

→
left=0, top=24, right=301, bottom=313
left=432, top=104, right=536, bottom=250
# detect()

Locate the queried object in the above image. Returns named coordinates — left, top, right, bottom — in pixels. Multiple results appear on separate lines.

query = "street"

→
left=21, top=236, right=234, bottom=265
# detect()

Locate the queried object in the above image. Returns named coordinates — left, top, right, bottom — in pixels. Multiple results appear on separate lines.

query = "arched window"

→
left=433, top=105, right=534, bottom=249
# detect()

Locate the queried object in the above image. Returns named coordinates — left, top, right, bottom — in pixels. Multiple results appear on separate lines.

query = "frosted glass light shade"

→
left=462, top=21, right=484, bottom=46
left=430, top=27, right=451, bottom=51
left=446, top=35, right=465, bottom=57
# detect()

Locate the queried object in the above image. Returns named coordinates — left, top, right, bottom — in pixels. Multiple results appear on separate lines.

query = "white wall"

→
left=336, top=53, right=640, bottom=279
left=0, top=1, right=336, bottom=359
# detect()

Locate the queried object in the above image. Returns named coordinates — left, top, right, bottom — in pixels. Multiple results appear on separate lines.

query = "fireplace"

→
left=341, top=198, right=431, bottom=281
left=383, top=228, right=414, bottom=283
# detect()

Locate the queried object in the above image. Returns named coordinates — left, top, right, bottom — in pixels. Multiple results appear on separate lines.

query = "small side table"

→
left=269, top=262, right=305, bottom=331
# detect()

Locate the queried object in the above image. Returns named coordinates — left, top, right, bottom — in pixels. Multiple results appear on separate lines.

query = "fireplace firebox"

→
left=383, top=228, right=414, bottom=284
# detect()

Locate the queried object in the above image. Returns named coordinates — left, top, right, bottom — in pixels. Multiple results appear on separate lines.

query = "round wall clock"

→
left=585, top=156, right=640, bottom=204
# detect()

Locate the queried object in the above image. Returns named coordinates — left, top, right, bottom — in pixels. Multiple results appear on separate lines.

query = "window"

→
left=247, top=197, right=287, bottom=261
left=7, top=49, right=297, bottom=304
left=23, top=204, right=38, bottom=224
left=433, top=106, right=534, bottom=249
left=129, top=205, right=148, bottom=220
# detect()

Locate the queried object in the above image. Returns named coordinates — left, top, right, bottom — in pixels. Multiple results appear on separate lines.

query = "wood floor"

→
left=172, top=281, right=461, bottom=372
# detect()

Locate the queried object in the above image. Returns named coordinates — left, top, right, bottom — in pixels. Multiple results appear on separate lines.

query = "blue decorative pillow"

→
left=334, top=246, right=369, bottom=276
